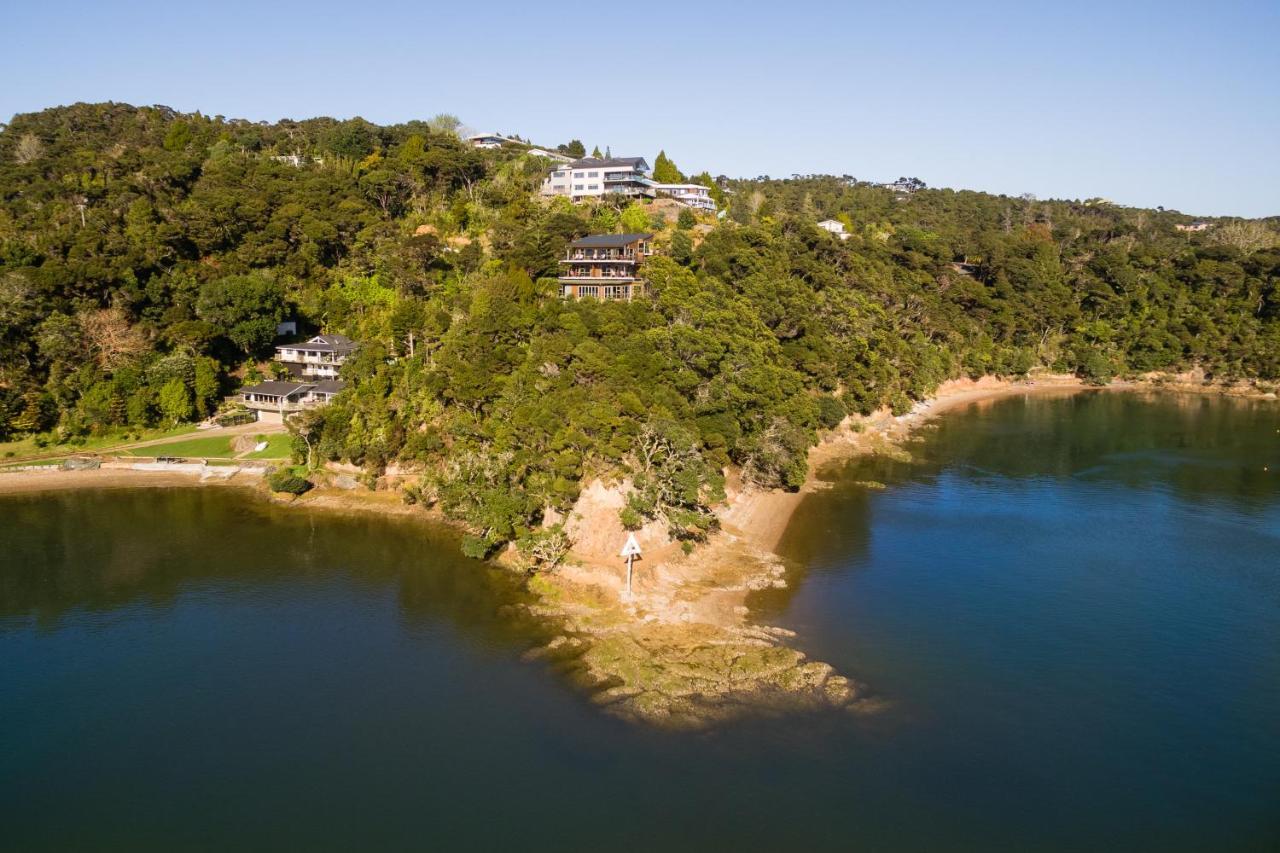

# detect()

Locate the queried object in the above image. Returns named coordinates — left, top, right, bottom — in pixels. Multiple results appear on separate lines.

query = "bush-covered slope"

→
left=1, top=103, right=1276, bottom=558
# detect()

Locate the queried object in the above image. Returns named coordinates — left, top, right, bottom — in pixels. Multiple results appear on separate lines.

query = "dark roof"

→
left=278, top=334, right=358, bottom=354
left=566, top=157, right=648, bottom=170
left=240, top=381, right=310, bottom=398
left=569, top=233, right=654, bottom=248
left=311, top=380, right=346, bottom=395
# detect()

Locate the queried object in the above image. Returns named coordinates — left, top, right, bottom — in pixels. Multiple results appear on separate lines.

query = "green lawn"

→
left=0, top=425, right=198, bottom=463
left=125, top=436, right=236, bottom=458
left=243, top=433, right=294, bottom=460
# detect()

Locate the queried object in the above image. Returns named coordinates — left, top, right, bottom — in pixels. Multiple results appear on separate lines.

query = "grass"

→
left=0, top=425, right=198, bottom=463
left=242, top=433, right=294, bottom=459
left=124, top=436, right=236, bottom=458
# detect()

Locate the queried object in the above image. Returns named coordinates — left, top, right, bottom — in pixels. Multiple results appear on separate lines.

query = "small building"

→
left=558, top=233, right=653, bottom=301
left=651, top=183, right=716, bottom=211
left=541, top=157, right=653, bottom=202
left=1175, top=221, right=1211, bottom=232
left=817, top=218, right=850, bottom=239
left=465, top=133, right=512, bottom=149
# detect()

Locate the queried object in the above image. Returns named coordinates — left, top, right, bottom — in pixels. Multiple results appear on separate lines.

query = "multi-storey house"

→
left=557, top=233, right=653, bottom=301
left=541, top=157, right=653, bottom=202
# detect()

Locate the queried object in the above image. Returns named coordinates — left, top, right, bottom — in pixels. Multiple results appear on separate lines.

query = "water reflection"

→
left=0, top=489, right=538, bottom=650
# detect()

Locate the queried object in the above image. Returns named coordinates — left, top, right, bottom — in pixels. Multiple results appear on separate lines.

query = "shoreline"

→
left=2, top=375, right=1274, bottom=728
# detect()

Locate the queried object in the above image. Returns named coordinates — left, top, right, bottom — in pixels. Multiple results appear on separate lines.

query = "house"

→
left=651, top=183, right=716, bottom=211
left=558, top=233, right=653, bottom=301
left=274, top=334, right=358, bottom=380
left=528, top=147, right=574, bottom=163
left=238, top=379, right=347, bottom=424
left=465, top=133, right=513, bottom=149
left=1175, top=221, right=1211, bottom=232
left=817, top=219, right=850, bottom=239
left=236, top=334, right=357, bottom=422
left=541, top=157, right=653, bottom=202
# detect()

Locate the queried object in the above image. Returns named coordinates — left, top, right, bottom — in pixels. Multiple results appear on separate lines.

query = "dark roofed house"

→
left=558, top=233, right=653, bottom=302
left=237, top=331, right=358, bottom=423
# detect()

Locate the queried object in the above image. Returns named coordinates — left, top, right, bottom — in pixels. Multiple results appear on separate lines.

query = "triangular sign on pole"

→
left=620, top=533, right=642, bottom=558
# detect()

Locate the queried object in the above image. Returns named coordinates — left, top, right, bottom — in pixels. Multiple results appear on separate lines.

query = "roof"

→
left=466, top=133, right=509, bottom=142
left=569, top=233, right=654, bottom=248
left=564, top=156, right=649, bottom=171
left=279, top=334, right=358, bottom=354
left=240, top=381, right=311, bottom=398
left=311, top=380, right=346, bottom=395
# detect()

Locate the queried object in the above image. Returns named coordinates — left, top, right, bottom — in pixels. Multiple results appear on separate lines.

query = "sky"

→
left=3, top=0, right=1277, bottom=217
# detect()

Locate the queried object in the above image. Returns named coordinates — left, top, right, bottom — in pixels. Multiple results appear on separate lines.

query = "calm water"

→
left=2, top=391, right=1278, bottom=851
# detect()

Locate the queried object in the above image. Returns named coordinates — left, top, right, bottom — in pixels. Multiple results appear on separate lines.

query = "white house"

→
left=274, top=334, right=358, bottom=380
left=817, top=219, right=851, bottom=239
left=651, top=183, right=716, bottom=211
left=528, top=147, right=573, bottom=163
left=1175, top=221, right=1211, bottom=233
left=541, top=157, right=653, bottom=202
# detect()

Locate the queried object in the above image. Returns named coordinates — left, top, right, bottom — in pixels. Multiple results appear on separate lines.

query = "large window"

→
left=553, top=171, right=565, bottom=178
left=587, top=171, right=599, bottom=177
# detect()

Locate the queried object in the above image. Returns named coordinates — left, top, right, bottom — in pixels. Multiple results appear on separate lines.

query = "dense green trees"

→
left=1, top=103, right=1276, bottom=561
left=653, top=150, right=683, bottom=183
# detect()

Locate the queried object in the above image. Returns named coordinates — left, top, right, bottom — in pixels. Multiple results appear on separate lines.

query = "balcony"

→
left=562, top=251, right=635, bottom=261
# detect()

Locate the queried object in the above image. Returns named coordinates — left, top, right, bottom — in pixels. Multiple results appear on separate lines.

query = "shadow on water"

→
left=0, top=488, right=543, bottom=650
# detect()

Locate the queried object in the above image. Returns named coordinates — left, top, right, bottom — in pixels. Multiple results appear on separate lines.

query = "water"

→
left=2, top=391, right=1278, bottom=851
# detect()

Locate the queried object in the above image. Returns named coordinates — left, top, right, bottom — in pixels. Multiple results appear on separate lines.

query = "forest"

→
left=1, top=102, right=1277, bottom=558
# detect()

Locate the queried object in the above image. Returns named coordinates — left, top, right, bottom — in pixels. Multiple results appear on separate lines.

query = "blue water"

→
left=1, top=391, right=1277, bottom=850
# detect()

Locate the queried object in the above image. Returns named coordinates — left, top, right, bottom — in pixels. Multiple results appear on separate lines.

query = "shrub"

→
left=817, top=395, right=846, bottom=430
left=267, top=467, right=312, bottom=495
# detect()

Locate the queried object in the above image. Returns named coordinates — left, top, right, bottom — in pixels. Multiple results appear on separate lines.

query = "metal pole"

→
left=626, top=554, right=633, bottom=596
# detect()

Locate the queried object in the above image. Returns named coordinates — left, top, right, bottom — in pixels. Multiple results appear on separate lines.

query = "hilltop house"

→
left=817, top=218, right=850, bottom=239
left=466, top=133, right=513, bottom=149
left=237, top=334, right=357, bottom=423
left=651, top=183, right=716, bottom=211
left=558, top=233, right=653, bottom=301
left=528, top=147, right=573, bottom=163
left=541, top=157, right=653, bottom=202
left=1175, top=221, right=1211, bottom=232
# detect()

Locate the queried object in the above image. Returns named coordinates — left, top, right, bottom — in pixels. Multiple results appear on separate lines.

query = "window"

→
left=587, top=171, right=599, bottom=177
left=588, top=184, right=599, bottom=190
left=573, top=171, right=585, bottom=178
left=574, top=184, right=584, bottom=191
left=553, top=171, right=565, bottom=177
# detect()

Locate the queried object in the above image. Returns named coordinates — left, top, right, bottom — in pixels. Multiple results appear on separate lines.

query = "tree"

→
left=619, top=203, right=651, bottom=233
left=195, top=272, right=288, bottom=354
left=653, top=150, right=683, bottom=183
left=591, top=145, right=603, bottom=158
left=426, top=114, right=462, bottom=137
left=163, top=119, right=193, bottom=151
left=677, top=208, right=696, bottom=230
left=558, top=139, right=585, bottom=158
left=14, top=133, right=44, bottom=164
left=158, top=378, right=194, bottom=424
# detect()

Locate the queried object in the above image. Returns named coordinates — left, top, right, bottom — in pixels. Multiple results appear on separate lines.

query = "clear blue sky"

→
left=4, top=0, right=1277, bottom=216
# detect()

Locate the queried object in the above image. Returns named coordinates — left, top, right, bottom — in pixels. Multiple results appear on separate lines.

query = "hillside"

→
left=1, top=102, right=1278, bottom=560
